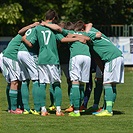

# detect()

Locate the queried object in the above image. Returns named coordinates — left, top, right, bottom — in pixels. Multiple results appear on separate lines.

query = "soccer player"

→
left=2, top=22, right=39, bottom=114
left=42, top=21, right=104, bottom=115
left=22, top=9, right=65, bottom=116
left=85, top=24, right=124, bottom=116
left=2, top=34, right=23, bottom=114
left=17, top=22, right=41, bottom=115
left=49, top=21, right=74, bottom=112
left=42, top=20, right=92, bottom=117
left=0, top=50, right=11, bottom=111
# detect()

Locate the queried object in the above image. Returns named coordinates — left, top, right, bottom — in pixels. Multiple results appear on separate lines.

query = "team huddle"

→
left=0, top=9, right=124, bottom=117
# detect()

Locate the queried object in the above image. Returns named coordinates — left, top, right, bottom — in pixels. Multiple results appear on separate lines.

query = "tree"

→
left=0, top=0, right=133, bottom=36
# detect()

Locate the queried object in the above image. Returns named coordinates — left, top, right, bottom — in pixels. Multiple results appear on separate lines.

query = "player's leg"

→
left=6, top=83, right=11, bottom=111
left=0, top=55, right=11, bottom=111
left=81, top=73, right=92, bottom=109
left=92, top=66, right=103, bottom=111
left=69, top=55, right=90, bottom=116
left=48, top=64, right=64, bottom=116
left=17, top=81, right=23, bottom=110
left=52, top=81, right=64, bottom=116
left=20, top=80, right=30, bottom=113
left=68, top=80, right=80, bottom=116
left=95, top=57, right=124, bottom=116
left=61, top=64, right=73, bottom=112
left=80, top=56, right=92, bottom=111
left=36, top=65, right=47, bottom=115
left=49, top=83, right=56, bottom=110
left=3, top=57, right=23, bottom=114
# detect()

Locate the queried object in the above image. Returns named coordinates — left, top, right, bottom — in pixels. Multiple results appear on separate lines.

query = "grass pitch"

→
left=0, top=67, right=133, bottom=133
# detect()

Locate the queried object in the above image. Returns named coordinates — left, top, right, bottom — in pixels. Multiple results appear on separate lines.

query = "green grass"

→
left=0, top=67, right=133, bottom=133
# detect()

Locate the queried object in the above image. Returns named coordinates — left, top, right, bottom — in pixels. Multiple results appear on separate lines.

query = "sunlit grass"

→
left=0, top=67, right=133, bottom=133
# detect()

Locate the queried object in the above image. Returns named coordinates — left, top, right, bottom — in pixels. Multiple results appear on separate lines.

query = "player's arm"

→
left=61, top=37, right=86, bottom=43
left=18, top=22, right=39, bottom=36
left=95, top=32, right=102, bottom=38
left=85, top=23, right=101, bottom=39
left=56, top=31, right=87, bottom=44
left=41, top=21, right=62, bottom=32
left=22, top=35, right=33, bottom=47
left=85, top=23, right=93, bottom=33
left=67, top=34, right=91, bottom=41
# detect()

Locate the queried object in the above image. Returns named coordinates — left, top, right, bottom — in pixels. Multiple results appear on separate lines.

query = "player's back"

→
left=35, top=25, right=59, bottom=65
left=3, top=34, right=22, bottom=60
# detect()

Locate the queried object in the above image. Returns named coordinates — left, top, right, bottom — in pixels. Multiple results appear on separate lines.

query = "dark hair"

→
left=58, top=21, right=66, bottom=28
left=64, top=22, right=74, bottom=30
left=45, top=9, right=59, bottom=23
left=74, top=20, right=85, bottom=31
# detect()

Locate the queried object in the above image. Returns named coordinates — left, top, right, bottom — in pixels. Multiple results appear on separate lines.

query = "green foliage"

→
left=62, top=0, right=82, bottom=21
left=0, top=3, right=24, bottom=24
left=0, top=0, right=133, bottom=36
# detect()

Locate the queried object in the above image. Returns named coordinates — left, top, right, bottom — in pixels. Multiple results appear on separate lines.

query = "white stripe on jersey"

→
left=101, top=37, right=110, bottom=42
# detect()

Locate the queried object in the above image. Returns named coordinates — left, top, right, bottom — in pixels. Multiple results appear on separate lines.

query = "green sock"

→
left=104, top=84, right=113, bottom=113
left=53, top=82, right=62, bottom=106
left=49, top=83, right=55, bottom=106
left=69, top=87, right=73, bottom=106
left=21, top=81, right=30, bottom=111
left=94, top=79, right=103, bottom=105
left=6, top=84, right=11, bottom=110
left=32, top=81, right=40, bottom=111
left=79, top=84, right=84, bottom=105
left=9, top=89, right=18, bottom=110
left=71, top=84, right=80, bottom=110
left=17, top=87, right=23, bottom=109
left=39, top=83, right=46, bottom=107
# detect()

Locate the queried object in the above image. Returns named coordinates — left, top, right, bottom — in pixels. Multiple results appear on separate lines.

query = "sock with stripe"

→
left=53, top=82, right=62, bottom=107
left=32, top=81, right=40, bottom=111
left=39, top=83, right=46, bottom=108
left=9, top=89, right=18, bottom=110
left=104, top=84, right=113, bottom=113
left=71, top=84, right=80, bottom=111
left=49, top=83, right=55, bottom=106
left=21, top=80, right=30, bottom=111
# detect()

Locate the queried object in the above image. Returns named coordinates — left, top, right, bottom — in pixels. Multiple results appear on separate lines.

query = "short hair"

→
left=45, top=9, right=59, bottom=23
left=74, top=20, right=85, bottom=31
left=64, top=22, right=74, bottom=30
left=58, top=21, right=66, bottom=28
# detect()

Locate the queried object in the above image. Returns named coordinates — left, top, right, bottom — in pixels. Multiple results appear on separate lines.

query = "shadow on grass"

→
left=113, top=110, right=125, bottom=115
left=80, top=110, right=125, bottom=116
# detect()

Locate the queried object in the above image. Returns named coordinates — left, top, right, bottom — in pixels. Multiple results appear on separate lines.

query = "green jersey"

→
left=3, top=34, right=22, bottom=61
left=30, top=25, right=59, bottom=65
left=19, top=28, right=39, bottom=55
left=87, top=27, right=122, bottom=62
left=58, top=29, right=90, bottom=59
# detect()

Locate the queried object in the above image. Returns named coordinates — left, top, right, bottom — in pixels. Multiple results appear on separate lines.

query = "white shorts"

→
left=3, top=57, right=21, bottom=81
left=17, top=51, right=38, bottom=81
left=38, top=64, right=61, bottom=84
left=0, top=53, right=10, bottom=83
left=103, top=56, right=124, bottom=84
left=69, top=55, right=91, bottom=82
